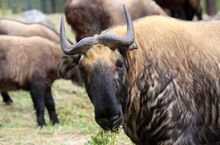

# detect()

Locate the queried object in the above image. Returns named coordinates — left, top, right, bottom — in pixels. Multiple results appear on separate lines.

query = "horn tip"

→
left=60, top=16, right=65, bottom=25
left=122, top=4, right=127, bottom=11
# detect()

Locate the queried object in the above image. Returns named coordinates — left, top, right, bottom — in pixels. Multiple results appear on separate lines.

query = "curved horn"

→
left=60, top=16, right=97, bottom=55
left=98, top=4, right=136, bottom=50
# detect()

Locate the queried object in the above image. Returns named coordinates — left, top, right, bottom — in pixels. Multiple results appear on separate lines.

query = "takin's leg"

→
left=171, top=8, right=187, bottom=20
left=184, top=7, right=195, bottom=20
left=1, top=91, right=13, bottom=105
left=196, top=12, right=202, bottom=20
left=195, top=8, right=202, bottom=20
left=184, top=3, right=202, bottom=20
left=45, top=87, right=59, bottom=125
left=29, top=81, right=46, bottom=127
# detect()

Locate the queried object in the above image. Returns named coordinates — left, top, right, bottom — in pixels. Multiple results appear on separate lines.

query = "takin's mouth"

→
left=96, top=114, right=123, bottom=131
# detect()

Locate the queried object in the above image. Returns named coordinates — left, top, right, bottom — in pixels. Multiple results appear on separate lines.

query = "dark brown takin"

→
left=59, top=5, right=220, bottom=145
left=154, top=0, right=202, bottom=20
left=64, top=0, right=167, bottom=42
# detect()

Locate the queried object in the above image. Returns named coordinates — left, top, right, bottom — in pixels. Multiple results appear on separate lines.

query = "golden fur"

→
left=81, top=44, right=121, bottom=74
left=81, top=16, right=220, bottom=144
left=114, top=16, right=220, bottom=144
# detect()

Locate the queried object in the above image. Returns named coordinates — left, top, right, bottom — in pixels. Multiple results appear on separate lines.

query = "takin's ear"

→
left=128, top=41, right=137, bottom=50
left=119, top=42, right=138, bottom=54
left=58, top=55, right=81, bottom=78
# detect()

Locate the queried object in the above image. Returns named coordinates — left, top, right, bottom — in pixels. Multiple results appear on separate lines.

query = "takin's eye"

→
left=115, top=59, right=125, bottom=88
left=116, top=59, right=124, bottom=70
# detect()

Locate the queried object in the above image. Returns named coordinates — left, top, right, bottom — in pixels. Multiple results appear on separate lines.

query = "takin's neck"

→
left=122, top=59, right=178, bottom=144
left=122, top=52, right=220, bottom=144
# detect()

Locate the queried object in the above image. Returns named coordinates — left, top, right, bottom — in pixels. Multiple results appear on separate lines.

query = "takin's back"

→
left=0, top=19, right=60, bottom=43
left=0, top=35, right=63, bottom=91
left=107, top=15, right=220, bottom=65
left=104, top=0, right=167, bottom=23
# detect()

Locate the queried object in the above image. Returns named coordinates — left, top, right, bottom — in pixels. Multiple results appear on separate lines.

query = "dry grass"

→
left=0, top=80, right=132, bottom=145
left=0, top=81, right=91, bottom=145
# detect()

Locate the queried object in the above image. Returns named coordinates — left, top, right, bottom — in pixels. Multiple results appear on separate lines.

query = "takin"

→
left=59, top=5, right=220, bottom=145
left=154, top=0, right=202, bottom=20
left=0, top=18, right=60, bottom=105
left=0, top=35, right=79, bottom=127
left=64, top=0, right=167, bottom=42
left=0, top=19, right=82, bottom=105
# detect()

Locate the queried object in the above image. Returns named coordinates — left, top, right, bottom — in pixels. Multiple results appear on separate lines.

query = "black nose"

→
left=96, top=114, right=123, bottom=131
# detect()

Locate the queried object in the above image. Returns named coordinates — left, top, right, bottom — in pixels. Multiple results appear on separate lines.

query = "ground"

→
left=0, top=14, right=133, bottom=145
left=0, top=80, right=132, bottom=145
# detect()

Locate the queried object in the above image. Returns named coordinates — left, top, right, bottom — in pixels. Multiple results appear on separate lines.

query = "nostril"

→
left=110, top=114, right=121, bottom=123
left=96, top=113, right=123, bottom=131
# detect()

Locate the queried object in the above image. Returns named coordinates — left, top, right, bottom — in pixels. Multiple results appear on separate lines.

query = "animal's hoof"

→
left=38, top=121, right=47, bottom=128
left=5, top=99, right=13, bottom=105
left=38, top=124, right=47, bottom=128
left=51, top=118, right=60, bottom=125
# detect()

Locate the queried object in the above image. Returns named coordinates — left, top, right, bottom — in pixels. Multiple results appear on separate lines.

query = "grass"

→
left=0, top=80, right=132, bottom=145
left=85, top=129, right=118, bottom=145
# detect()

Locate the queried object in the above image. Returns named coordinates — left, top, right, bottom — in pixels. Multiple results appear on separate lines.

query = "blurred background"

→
left=0, top=0, right=219, bottom=16
left=0, top=0, right=64, bottom=15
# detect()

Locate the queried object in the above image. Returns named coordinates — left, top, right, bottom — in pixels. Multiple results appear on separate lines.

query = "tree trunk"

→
left=206, top=0, right=217, bottom=16
left=27, top=0, right=33, bottom=10
left=1, top=0, right=8, bottom=16
left=51, top=0, right=56, bottom=13
left=41, top=0, right=47, bottom=13
left=13, top=0, right=21, bottom=13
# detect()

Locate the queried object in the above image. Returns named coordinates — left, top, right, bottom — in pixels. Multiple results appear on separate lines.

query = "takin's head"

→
left=60, top=5, right=137, bottom=131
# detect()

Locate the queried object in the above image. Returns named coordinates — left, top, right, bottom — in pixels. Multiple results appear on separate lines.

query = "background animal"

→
left=0, top=19, right=82, bottom=105
left=154, top=0, right=202, bottom=20
left=59, top=6, right=220, bottom=144
left=0, top=19, right=60, bottom=105
left=0, top=18, right=60, bottom=43
left=64, top=0, right=167, bottom=42
left=0, top=35, right=76, bottom=127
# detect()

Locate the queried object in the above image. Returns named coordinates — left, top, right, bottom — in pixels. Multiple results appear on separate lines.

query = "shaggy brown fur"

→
left=155, top=0, right=202, bottom=20
left=62, top=16, right=220, bottom=144
left=0, top=36, right=61, bottom=90
left=0, top=18, right=82, bottom=105
left=0, top=35, right=80, bottom=126
left=0, top=19, right=60, bottom=43
left=64, top=0, right=166, bottom=42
